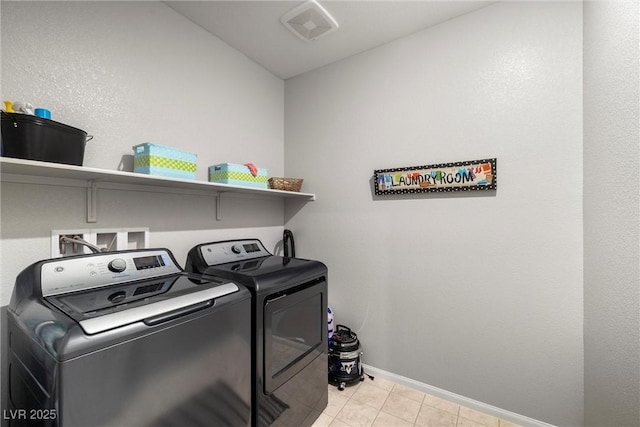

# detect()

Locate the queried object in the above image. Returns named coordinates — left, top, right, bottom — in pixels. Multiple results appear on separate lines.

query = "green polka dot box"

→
left=133, top=143, right=197, bottom=180
left=208, top=163, right=268, bottom=188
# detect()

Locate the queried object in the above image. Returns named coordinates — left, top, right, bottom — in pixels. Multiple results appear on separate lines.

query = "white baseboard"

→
left=361, top=364, right=556, bottom=427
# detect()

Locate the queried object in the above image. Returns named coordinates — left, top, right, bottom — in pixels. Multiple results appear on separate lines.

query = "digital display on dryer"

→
left=133, top=255, right=165, bottom=270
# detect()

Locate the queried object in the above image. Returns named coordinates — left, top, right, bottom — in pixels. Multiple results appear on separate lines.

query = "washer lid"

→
left=78, top=282, right=238, bottom=334
left=48, top=276, right=239, bottom=334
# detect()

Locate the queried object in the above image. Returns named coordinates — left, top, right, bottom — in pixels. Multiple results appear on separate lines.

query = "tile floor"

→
left=312, top=376, right=523, bottom=427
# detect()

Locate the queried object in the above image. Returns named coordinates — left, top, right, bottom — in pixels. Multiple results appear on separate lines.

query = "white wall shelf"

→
left=0, top=157, right=316, bottom=222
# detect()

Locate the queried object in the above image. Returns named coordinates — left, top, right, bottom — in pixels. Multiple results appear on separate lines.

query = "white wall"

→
left=0, top=1, right=286, bottom=304
left=4, top=2, right=637, bottom=426
left=285, top=2, right=583, bottom=425
left=1, top=1, right=284, bottom=177
left=583, top=1, right=640, bottom=426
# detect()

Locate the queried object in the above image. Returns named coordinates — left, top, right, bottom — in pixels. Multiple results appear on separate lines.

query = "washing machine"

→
left=6, top=248, right=251, bottom=427
left=186, top=239, right=328, bottom=427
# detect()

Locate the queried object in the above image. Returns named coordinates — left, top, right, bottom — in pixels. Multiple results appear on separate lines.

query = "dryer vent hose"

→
left=283, top=229, right=295, bottom=258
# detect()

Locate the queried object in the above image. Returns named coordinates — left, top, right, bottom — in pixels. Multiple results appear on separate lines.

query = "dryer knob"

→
left=108, top=258, right=127, bottom=273
left=231, top=245, right=242, bottom=254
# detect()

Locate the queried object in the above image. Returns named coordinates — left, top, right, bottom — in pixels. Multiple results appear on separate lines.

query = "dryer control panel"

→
left=199, top=239, right=270, bottom=266
left=41, top=249, right=182, bottom=297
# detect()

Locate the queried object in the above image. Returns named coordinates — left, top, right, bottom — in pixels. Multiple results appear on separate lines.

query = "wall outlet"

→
left=51, top=228, right=149, bottom=257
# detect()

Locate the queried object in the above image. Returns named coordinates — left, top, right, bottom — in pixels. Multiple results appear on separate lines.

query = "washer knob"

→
left=108, top=258, right=127, bottom=273
left=231, top=245, right=242, bottom=254
left=108, top=291, right=126, bottom=304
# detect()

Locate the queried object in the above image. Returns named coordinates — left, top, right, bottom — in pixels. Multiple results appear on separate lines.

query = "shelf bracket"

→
left=87, top=181, right=98, bottom=223
left=216, top=193, right=223, bottom=221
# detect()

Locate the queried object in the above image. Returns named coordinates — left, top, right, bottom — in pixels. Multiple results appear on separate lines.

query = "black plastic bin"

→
left=1, top=111, right=89, bottom=166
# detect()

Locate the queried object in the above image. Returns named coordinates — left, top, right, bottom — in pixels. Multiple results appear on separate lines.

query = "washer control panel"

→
left=41, top=249, right=182, bottom=297
left=200, top=239, right=270, bottom=266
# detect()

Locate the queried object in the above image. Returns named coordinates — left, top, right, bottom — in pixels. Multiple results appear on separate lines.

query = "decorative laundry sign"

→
left=374, top=158, right=497, bottom=195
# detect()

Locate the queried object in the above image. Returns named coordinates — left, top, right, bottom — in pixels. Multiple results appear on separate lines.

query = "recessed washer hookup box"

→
left=208, top=163, right=268, bottom=188
left=133, top=143, right=197, bottom=180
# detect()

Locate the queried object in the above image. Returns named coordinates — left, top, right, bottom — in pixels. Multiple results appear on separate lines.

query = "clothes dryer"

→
left=186, top=239, right=328, bottom=427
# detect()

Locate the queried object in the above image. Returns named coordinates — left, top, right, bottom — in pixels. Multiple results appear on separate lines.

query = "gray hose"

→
left=60, top=236, right=102, bottom=254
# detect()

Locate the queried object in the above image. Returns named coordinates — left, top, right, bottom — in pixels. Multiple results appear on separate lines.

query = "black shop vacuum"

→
left=328, top=325, right=374, bottom=390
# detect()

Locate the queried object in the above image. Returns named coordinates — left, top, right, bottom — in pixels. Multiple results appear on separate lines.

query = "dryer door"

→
left=263, top=279, right=325, bottom=393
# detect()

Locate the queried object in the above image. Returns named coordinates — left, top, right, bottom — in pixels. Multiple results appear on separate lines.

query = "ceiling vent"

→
left=280, top=0, right=339, bottom=42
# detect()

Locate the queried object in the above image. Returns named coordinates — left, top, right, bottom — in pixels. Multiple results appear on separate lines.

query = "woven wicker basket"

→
left=268, top=177, right=303, bottom=192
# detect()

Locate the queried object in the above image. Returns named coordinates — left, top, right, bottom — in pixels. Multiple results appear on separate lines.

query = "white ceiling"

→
left=165, top=1, right=494, bottom=79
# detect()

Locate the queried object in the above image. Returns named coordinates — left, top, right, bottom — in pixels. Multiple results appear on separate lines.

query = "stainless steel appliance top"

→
left=13, top=248, right=240, bottom=336
left=198, top=238, right=271, bottom=265
left=41, top=249, right=182, bottom=296
left=186, top=239, right=328, bottom=294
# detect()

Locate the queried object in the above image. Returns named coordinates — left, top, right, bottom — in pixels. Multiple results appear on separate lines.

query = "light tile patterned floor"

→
left=312, top=376, right=523, bottom=427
